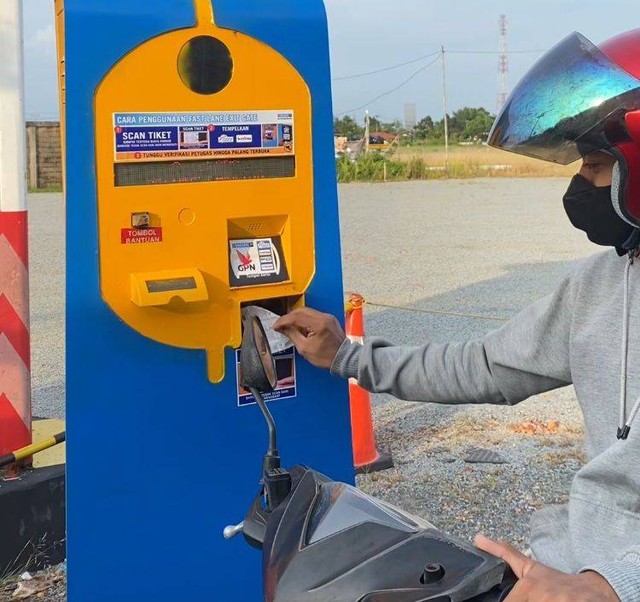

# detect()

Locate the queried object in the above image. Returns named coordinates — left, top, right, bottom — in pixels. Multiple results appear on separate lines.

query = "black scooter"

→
left=224, top=316, right=516, bottom=601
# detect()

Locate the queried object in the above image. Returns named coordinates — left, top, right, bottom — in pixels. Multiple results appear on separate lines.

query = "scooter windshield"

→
left=306, top=482, right=419, bottom=545
left=488, top=31, right=640, bottom=164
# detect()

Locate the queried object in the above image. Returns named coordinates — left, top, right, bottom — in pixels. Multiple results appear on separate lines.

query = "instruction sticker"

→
left=236, top=348, right=297, bottom=407
left=121, top=227, right=163, bottom=244
left=113, top=111, right=295, bottom=163
left=229, top=238, right=289, bottom=287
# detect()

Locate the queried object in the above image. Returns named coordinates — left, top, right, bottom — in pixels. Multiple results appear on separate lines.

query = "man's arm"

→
left=580, top=547, right=640, bottom=602
left=277, top=273, right=577, bottom=405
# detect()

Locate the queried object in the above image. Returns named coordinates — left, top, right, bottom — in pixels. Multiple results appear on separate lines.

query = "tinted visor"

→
left=488, top=32, right=640, bottom=164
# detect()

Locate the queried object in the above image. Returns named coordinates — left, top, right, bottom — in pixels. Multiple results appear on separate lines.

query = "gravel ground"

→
left=23, top=177, right=596, bottom=599
left=29, top=193, right=64, bottom=419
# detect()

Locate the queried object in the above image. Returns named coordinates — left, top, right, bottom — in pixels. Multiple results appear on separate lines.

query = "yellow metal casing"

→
left=94, top=3, right=314, bottom=382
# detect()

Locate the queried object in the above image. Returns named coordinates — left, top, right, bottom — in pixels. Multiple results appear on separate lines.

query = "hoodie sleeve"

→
left=581, top=547, right=640, bottom=602
left=330, top=273, right=577, bottom=405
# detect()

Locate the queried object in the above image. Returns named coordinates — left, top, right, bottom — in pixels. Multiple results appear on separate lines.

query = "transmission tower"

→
left=497, top=14, right=509, bottom=111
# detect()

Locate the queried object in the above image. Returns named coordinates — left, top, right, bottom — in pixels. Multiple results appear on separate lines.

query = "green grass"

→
left=336, top=153, right=488, bottom=183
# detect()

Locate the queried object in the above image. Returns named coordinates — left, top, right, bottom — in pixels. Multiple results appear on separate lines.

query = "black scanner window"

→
left=114, top=156, right=296, bottom=186
left=178, top=35, right=233, bottom=95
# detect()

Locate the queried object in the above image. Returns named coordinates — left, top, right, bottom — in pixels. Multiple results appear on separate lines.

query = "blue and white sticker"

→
left=113, top=110, right=295, bottom=162
left=115, top=126, right=179, bottom=152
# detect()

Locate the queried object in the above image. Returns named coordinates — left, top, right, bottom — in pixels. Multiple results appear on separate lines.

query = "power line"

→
left=335, top=55, right=441, bottom=117
left=447, top=49, right=545, bottom=54
left=332, top=51, right=440, bottom=81
left=332, top=48, right=545, bottom=83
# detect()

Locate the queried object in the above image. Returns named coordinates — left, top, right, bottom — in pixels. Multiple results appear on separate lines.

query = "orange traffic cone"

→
left=345, top=293, right=393, bottom=474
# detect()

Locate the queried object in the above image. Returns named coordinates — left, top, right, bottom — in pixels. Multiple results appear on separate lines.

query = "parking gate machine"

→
left=56, top=0, right=354, bottom=599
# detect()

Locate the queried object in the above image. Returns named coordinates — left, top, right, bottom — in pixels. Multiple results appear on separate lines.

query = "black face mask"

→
left=563, top=174, right=636, bottom=248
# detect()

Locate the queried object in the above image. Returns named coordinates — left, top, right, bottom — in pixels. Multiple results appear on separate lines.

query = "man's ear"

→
left=625, top=110, right=640, bottom=143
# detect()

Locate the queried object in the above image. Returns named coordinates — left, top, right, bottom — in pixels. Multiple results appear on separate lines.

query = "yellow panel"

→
left=94, top=4, right=315, bottom=383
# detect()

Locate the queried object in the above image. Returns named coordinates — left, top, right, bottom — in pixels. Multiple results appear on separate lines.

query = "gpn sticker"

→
left=228, top=237, right=289, bottom=287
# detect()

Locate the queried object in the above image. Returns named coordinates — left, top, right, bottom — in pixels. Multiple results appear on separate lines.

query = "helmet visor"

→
left=488, top=32, right=640, bottom=164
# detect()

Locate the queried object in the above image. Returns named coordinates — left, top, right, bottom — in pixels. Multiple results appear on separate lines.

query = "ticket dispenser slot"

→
left=130, top=269, right=209, bottom=308
left=240, top=296, right=304, bottom=318
left=93, top=0, right=316, bottom=382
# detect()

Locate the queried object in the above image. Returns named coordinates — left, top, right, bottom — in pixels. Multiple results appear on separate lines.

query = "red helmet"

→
left=489, top=29, right=640, bottom=226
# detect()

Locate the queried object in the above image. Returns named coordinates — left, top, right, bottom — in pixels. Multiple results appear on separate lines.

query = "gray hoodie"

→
left=331, top=249, right=640, bottom=601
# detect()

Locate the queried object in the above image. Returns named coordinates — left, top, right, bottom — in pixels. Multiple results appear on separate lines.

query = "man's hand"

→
left=475, top=535, right=620, bottom=602
left=273, top=308, right=346, bottom=369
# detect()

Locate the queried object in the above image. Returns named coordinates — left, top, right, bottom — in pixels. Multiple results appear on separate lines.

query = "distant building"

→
left=369, top=132, right=398, bottom=144
left=404, top=103, right=417, bottom=130
left=368, top=132, right=399, bottom=151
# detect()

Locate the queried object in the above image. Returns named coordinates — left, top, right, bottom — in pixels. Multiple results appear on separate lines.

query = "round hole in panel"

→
left=178, top=36, right=233, bottom=95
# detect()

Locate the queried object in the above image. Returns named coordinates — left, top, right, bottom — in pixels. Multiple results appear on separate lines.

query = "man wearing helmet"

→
left=275, top=29, right=640, bottom=602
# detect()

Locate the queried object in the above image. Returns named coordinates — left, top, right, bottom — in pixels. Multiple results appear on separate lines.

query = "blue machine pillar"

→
left=60, top=1, right=353, bottom=599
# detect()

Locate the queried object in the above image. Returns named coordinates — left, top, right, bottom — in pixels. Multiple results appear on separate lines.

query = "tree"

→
left=380, top=119, right=404, bottom=134
left=368, top=115, right=383, bottom=132
left=413, top=107, right=495, bottom=143
left=334, top=115, right=364, bottom=140
left=448, top=107, right=495, bottom=141
left=414, top=116, right=435, bottom=140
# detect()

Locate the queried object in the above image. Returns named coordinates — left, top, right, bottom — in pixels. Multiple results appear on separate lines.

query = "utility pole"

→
left=441, top=46, right=450, bottom=173
left=364, top=109, right=370, bottom=154
left=497, top=14, right=509, bottom=111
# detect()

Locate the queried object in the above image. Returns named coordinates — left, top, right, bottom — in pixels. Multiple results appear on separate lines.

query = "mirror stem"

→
left=250, top=387, right=279, bottom=465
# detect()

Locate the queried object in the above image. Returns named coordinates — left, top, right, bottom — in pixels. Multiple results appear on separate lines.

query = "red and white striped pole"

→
left=0, top=0, right=32, bottom=477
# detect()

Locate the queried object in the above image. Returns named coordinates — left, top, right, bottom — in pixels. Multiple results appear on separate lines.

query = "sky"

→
left=21, top=0, right=640, bottom=124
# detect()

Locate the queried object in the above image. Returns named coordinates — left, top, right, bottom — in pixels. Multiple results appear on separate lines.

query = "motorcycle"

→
left=224, top=316, right=517, bottom=601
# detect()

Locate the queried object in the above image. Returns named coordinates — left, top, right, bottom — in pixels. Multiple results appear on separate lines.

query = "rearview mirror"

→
left=241, top=316, right=278, bottom=393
